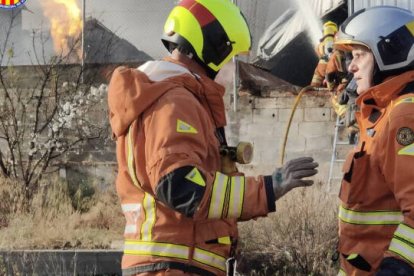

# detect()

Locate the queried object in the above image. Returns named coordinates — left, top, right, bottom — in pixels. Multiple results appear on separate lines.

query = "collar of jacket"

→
left=357, top=70, right=414, bottom=108
left=108, top=60, right=227, bottom=138
left=108, top=65, right=177, bottom=137
left=163, top=56, right=227, bottom=129
left=355, top=70, right=414, bottom=127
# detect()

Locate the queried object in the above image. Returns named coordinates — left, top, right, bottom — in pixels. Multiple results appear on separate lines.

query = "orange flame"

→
left=40, top=0, right=82, bottom=60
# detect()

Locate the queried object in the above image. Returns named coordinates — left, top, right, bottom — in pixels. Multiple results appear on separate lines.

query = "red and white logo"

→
left=0, top=0, right=27, bottom=10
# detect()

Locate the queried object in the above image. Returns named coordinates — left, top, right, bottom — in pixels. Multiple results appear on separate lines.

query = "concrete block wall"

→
left=225, top=91, right=339, bottom=187
left=1, top=85, right=345, bottom=192
left=66, top=89, right=348, bottom=192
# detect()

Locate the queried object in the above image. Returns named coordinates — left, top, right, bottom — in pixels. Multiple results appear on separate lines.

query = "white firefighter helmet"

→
left=335, top=6, right=414, bottom=72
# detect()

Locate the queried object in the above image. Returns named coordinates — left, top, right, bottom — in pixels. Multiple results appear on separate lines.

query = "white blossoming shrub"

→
left=0, top=66, right=109, bottom=206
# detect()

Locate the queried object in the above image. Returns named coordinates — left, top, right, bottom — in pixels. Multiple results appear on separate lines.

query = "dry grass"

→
left=0, top=177, right=340, bottom=275
left=0, top=176, right=124, bottom=250
left=237, top=182, right=340, bottom=275
left=0, top=177, right=23, bottom=225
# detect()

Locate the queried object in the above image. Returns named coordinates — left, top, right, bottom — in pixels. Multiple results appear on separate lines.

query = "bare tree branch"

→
left=0, top=15, right=113, bottom=205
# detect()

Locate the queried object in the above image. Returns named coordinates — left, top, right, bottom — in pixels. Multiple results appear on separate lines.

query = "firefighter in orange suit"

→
left=334, top=6, right=414, bottom=276
left=326, top=48, right=350, bottom=117
left=310, top=21, right=338, bottom=87
left=107, top=0, right=318, bottom=275
left=326, top=49, right=348, bottom=94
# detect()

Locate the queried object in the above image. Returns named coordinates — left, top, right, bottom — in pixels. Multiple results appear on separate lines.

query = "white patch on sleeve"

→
left=122, top=203, right=141, bottom=235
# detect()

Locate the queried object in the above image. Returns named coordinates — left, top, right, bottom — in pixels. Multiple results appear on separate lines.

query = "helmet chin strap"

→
left=373, top=61, right=414, bottom=85
left=372, top=62, right=383, bottom=86
left=203, top=65, right=218, bottom=79
left=174, top=44, right=219, bottom=79
left=191, top=54, right=218, bottom=79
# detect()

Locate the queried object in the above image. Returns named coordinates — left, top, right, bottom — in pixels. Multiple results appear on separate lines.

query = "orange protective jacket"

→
left=108, top=59, right=275, bottom=276
left=325, top=50, right=348, bottom=93
left=310, top=40, right=330, bottom=87
left=310, top=57, right=328, bottom=87
left=338, top=71, right=414, bottom=275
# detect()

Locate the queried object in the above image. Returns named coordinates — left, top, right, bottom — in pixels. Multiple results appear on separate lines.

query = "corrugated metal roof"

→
left=251, top=0, right=344, bottom=61
left=249, top=0, right=348, bottom=86
left=351, top=0, right=414, bottom=13
left=236, top=0, right=344, bottom=61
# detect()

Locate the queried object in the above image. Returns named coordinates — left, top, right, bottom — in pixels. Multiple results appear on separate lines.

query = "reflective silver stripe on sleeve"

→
left=227, top=176, right=245, bottom=218
left=124, top=240, right=226, bottom=271
left=124, top=240, right=189, bottom=259
left=389, top=238, right=414, bottom=264
left=127, top=126, right=156, bottom=240
left=394, top=224, right=414, bottom=244
left=208, top=172, right=229, bottom=219
left=141, top=193, right=156, bottom=241
left=127, top=126, right=141, bottom=188
left=193, top=247, right=226, bottom=271
left=339, top=205, right=403, bottom=225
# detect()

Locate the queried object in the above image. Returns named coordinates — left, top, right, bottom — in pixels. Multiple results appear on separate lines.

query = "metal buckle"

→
left=226, top=257, right=237, bottom=276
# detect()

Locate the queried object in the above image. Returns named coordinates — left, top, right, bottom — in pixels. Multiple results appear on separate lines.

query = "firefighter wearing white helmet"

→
left=334, top=6, right=414, bottom=275
left=107, top=0, right=318, bottom=275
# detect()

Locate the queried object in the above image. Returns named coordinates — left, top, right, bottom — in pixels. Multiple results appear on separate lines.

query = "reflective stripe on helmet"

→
left=124, top=240, right=226, bottom=272
left=339, top=205, right=403, bottom=225
left=179, top=0, right=215, bottom=27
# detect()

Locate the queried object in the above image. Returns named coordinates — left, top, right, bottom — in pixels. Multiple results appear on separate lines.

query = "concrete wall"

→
left=65, top=89, right=343, bottom=193
left=76, top=88, right=344, bottom=192
left=1, top=76, right=346, bottom=192
left=225, top=90, right=345, bottom=191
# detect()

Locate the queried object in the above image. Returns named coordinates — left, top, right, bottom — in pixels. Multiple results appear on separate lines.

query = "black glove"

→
left=376, top=257, right=414, bottom=276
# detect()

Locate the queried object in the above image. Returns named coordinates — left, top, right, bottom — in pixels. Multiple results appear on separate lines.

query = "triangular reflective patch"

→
left=398, top=144, right=414, bottom=156
left=218, top=236, right=231, bottom=245
left=347, top=254, right=358, bottom=261
left=177, top=119, right=198, bottom=134
left=185, top=167, right=205, bottom=187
